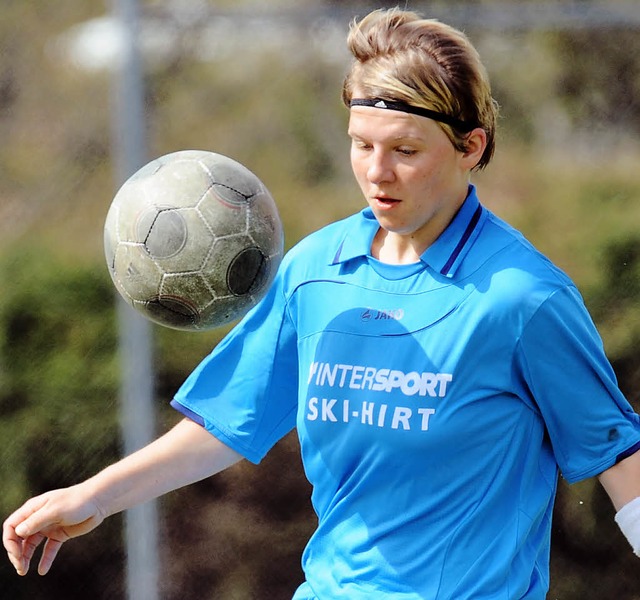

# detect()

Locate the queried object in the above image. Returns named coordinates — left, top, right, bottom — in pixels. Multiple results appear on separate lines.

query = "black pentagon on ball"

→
left=226, top=247, right=267, bottom=296
left=143, top=295, right=200, bottom=328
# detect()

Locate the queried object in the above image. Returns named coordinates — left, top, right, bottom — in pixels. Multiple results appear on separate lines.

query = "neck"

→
left=371, top=229, right=422, bottom=265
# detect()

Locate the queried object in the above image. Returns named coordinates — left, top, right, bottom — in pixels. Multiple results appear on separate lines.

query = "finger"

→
left=9, top=495, right=59, bottom=539
left=3, top=523, right=30, bottom=575
left=5, top=547, right=27, bottom=577
left=38, top=538, right=64, bottom=576
left=11, top=533, right=46, bottom=577
left=5, top=495, right=52, bottom=540
left=21, top=532, right=46, bottom=564
left=3, top=496, right=54, bottom=576
left=14, top=511, right=55, bottom=540
left=2, top=519, right=23, bottom=558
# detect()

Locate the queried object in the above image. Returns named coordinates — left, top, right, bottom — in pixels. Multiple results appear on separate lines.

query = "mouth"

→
left=373, top=196, right=401, bottom=208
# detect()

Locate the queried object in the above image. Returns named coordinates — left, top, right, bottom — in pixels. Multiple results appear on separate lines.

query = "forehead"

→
left=348, top=106, right=438, bottom=141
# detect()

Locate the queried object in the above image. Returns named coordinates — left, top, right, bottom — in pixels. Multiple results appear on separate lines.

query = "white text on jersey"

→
left=307, top=362, right=452, bottom=398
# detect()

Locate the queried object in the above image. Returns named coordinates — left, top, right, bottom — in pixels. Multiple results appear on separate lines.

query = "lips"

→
left=374, top=196, right=401, bottom=208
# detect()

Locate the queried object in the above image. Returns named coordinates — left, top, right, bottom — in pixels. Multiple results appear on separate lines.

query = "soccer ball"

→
left=104, top=150, right=284, bottom=331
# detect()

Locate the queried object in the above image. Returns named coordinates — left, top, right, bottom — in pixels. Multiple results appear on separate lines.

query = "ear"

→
left=460, top=127, right=487, bottom=171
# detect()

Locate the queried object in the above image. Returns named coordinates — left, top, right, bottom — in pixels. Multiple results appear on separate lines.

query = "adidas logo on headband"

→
left=350, top=98, right=477, bottom=133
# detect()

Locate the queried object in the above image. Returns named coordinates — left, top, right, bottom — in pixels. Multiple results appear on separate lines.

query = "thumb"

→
left=13, top=502, right=62, bottom=540
left=14, top=522, right=32, bottom=538
left=10, top=495, right=57, bottom=539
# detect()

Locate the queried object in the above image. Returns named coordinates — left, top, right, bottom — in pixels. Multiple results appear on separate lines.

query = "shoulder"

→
left=465, top=208, right=582, bottom=322
left=290, top=212, right=362, bottom=256
left=280, top=211, right=363, bottom=275
left=479, top=209, right=574, bottom=290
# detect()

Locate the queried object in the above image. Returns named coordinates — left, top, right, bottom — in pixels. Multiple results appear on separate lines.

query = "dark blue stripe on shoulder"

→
left=331, top=239, right=346, bottom=265
left=170, top=398, right=205, bottom=427
left=440, top=204, right=483, bottom=276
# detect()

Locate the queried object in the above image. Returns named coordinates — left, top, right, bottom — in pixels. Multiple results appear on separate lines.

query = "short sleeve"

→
left=171, top=268, right=299, bottom=464
left=514, top=285, right=640, bottom=483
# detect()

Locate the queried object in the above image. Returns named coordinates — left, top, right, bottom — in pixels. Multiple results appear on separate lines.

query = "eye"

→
left=397, top=147, right=417, bottom=156
left=352, top=140, right=372, bottom=151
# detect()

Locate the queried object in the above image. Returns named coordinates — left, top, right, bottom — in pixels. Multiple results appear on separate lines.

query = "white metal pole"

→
left=109, top=0, right=160, bottom=598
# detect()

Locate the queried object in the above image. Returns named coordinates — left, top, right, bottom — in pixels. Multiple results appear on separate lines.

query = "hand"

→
left=2, top=418, right=242, bottom=576
left=3, top=485, right=106, bottom=576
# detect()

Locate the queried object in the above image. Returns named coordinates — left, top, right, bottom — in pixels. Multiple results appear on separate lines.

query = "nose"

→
left=367, top=149, right=395, bottom=184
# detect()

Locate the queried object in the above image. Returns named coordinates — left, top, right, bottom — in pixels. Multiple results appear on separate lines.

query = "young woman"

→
left=4, top=9, right=640, bottom=599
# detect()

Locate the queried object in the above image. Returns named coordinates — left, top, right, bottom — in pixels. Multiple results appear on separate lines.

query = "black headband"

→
left=350, top=98, right=476, bottom=133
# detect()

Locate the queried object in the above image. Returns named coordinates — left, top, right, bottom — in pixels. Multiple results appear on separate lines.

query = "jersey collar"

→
left=331, top=185, right=485, bottom=278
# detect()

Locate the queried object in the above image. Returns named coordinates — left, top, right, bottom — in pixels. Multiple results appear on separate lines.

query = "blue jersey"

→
left=172, top=185, right=640, bottom=599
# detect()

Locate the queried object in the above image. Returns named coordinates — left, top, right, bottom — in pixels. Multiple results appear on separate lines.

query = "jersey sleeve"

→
left=171, top=267, right=299, bottom=464
left=514, top=285, right=640, bottom=483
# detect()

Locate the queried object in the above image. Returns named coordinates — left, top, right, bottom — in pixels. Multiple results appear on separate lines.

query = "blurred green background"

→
left=1, top=1, right=639, bottom=598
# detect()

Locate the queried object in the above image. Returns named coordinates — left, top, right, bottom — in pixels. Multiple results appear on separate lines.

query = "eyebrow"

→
left=347, top=131, right=424, bottom=144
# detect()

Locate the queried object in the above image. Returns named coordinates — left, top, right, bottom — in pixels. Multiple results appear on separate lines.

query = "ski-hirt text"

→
left=305, top=362, right=452, bottom=432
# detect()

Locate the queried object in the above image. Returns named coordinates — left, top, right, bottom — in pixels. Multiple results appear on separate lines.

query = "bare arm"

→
left=84, top=417, right=242, bottom=515
left=3, top=417, right=241, bottom=576
left=598, top=449, right=640, bottom=511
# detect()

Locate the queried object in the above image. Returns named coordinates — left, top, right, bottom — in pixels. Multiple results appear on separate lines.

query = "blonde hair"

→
left=342, top=8, right=498, bottom=170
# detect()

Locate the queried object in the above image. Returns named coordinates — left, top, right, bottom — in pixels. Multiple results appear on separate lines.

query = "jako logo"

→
left=360, top=308, right=405, bottom=322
